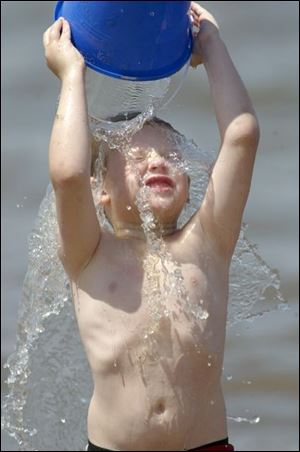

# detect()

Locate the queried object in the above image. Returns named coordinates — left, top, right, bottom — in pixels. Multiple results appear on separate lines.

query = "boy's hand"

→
left=43, top=18, right=85, bottom=81
left=189, top=2, right=220, bottom=68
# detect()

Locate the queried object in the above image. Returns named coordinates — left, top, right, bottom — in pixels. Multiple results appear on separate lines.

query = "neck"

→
left=113, top=220, right=178, bottom=240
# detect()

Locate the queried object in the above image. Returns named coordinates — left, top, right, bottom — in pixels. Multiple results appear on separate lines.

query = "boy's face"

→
left=101, top=124, right=190, bottom=228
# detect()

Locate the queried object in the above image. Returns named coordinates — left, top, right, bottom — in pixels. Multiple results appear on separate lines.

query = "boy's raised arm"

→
left=44, top=18, right=101, bottom=279
left=190, top=3, right=260, bottom=258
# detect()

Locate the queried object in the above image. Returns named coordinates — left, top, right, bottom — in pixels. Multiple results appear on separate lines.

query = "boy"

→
left=43, top=3, right=259, bottom=451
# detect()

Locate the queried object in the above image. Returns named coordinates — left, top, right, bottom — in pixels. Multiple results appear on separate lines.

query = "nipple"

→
left=154, top=400, right=166, bottom=415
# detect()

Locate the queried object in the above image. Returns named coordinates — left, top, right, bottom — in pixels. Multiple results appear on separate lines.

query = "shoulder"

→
left=170, top=213, right=232, bottom=269
left=66, top=228, right=115, bottom=282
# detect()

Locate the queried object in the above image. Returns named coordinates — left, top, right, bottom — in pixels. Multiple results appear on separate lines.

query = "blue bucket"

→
left=54, top=1, right=193, bottom=81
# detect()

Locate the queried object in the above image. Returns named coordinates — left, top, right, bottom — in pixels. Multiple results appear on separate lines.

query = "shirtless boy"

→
left=43, top=3, right=259, bottom=451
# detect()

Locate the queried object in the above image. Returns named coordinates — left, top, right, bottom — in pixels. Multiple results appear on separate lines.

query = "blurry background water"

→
left=1, top=1, right=298, bottom=451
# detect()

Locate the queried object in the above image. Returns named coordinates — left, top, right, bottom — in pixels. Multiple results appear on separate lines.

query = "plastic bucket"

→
left=54, top=1, right=193, bottom=81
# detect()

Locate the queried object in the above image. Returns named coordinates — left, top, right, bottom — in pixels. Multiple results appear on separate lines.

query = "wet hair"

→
left=90, top=112, right=181, bottom=177
left=106, top=111, right=178, bottom=131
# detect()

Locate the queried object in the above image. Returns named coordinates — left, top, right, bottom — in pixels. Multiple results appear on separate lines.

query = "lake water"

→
left=1, top=1, right=299, bottom=451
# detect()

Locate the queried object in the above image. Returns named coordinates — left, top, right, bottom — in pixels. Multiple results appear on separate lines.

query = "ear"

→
left=90, top=176, right=96, bottom=188
left=99, top=187, right=111, bottom=207
left=90, top=176, right=111, bottom=206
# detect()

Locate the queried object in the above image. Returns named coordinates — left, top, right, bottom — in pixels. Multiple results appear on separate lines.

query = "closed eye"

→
left=128, top=150, right=147, bottom=162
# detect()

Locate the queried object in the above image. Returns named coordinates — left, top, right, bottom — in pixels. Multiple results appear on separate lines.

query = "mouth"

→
left=144, top=175, right=175, bottom=192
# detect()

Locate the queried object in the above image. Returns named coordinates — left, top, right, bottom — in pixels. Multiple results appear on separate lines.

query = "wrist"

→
left=191, top=23, right=222, bottom=68
left=198, top=32, right=225, bottom=65
left=197, top=26, right=221, bottom=49
left=61, top=66, right=86, bottom=85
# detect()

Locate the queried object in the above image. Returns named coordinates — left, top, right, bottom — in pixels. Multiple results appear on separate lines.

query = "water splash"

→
left=1, top=119, right=286, bottom=450
left=228, top=415, right=261, bottom=424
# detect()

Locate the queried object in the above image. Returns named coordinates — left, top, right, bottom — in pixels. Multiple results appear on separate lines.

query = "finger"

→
left=191, top=4, right=209, bottom=22
left=190, top=2, right=203, bottom=16
left=190, top=54, right=202, bottom=68
left=189, top=6, right=202, bottom=27
left=43, top=28, right=50, bottom=47
left=192, top=3, right=206, bottom=13
left=49, top=18, right=63, bottom=41
left=43, top=20, right=58, bottom=47
left=61, top=19, right=71, bottom=40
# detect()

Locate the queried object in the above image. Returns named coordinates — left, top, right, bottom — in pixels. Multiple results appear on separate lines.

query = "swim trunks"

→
left=86, top=437, right=234, bottom=451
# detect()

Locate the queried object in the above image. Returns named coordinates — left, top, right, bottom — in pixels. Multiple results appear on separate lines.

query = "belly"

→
left=77, top=282, right=227, bottom=450
left=87, top=342, right=226, bottom=451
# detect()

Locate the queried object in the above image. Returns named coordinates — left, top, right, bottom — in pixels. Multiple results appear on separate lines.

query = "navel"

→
left=190, top=276, right=199, bottom=287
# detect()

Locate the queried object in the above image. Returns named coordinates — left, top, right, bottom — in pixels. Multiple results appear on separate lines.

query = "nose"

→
left=148, top=154, right=168, bottom=172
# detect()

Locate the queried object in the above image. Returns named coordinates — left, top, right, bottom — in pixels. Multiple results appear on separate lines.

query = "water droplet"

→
left=60, top=418, right=66, bottom=423
left=228, top=415, right=261, bottom=424
left=226, top=375, right=233, bottom=381
left=126, top=205, right=132, bottom=211
left=242, top=379, right=252, bottom=385
left=196, top=309, right=209, bottom=320
left=250, top=416, right=260, bottom=424
left=278, top=302, right=290, bottom=312
left=207, top=362, right=211, bottom=367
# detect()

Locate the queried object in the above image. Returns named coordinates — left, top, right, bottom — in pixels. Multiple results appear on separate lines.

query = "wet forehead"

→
left=106, top=125, right=183, bottom=170
left=130, top=124, right=182, bottom=156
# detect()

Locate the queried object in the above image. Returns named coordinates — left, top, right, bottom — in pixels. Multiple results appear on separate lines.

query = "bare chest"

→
left=73, top=249, right=227, bottom=376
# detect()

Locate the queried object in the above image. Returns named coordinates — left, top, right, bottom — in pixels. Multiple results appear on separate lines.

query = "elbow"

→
left=244, top=115, right=260, bottom=147
left=224, top=114, right=260, bottom=150
left=50, top=168, right=88, bottom=189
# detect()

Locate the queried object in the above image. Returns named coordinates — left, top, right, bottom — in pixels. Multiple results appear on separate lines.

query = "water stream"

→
left=1, top=113, right=286, bottom=451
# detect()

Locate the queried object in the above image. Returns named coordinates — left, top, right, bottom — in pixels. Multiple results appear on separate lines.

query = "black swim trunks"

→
left=86, top=437, right=234, bottom=451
